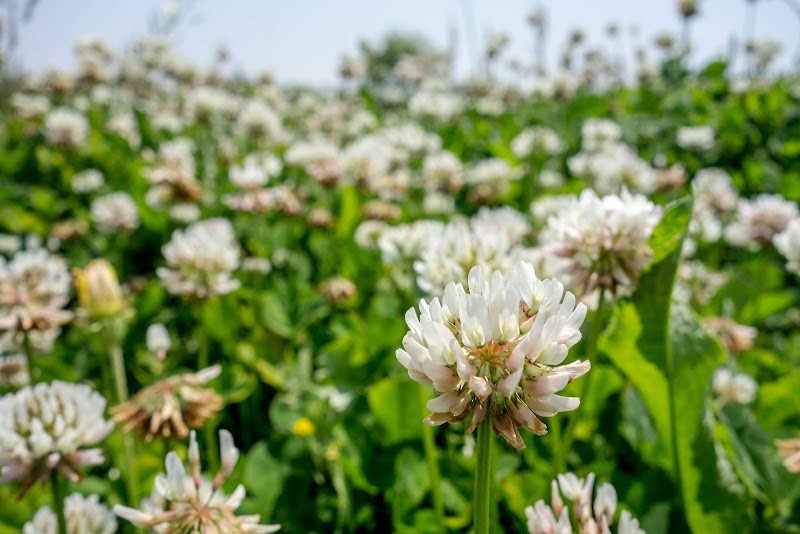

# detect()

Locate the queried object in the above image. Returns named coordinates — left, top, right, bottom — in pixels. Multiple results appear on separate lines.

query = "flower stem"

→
left=110, top=342, right=140, bottom=506
left=419, top=385, right=445, bottom=533
left=474, top=420, right=495, bottom=534
left=196, top=303, right=219, bottom=471
left=50, top=470, right=67, bottom=534
left=561, top=288, right=607, bottom=456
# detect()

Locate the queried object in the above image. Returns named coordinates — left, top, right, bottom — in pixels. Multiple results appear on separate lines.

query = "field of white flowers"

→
left=1, top=2, right=800, bottom=533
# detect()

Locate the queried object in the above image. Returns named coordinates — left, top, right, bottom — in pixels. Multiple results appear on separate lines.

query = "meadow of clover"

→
left=1, top=1, right=800, bottom=533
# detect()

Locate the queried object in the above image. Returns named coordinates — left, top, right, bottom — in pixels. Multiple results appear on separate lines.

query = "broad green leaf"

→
left=367, top=377, right=425, bottom=444
left=258, top=291, right=294, bottom=338
left=243, top=441, right=288, bottom=519
left=387, top=448, right=430, bottom=521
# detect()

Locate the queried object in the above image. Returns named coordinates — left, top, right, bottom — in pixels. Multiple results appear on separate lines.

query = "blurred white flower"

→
left=774, top=218, right=800, bottom=275
left=114, top=429, right=280, bottom=533
left=91, top=192, right=140, bottom=233
left=0, top=381, right=114, bottom=493
left=24, top=493, right=117, bottom=534
left=713, top=368, right=757, bottom=407
left=146, top=323, right=171, bottom=360
left=512, top=126, right=565, bottom=158
left=676, top=125, right=715, bottom=151
left=0, top=248, right=72, bottom=335
left=690, top=168, right=739, bottom=243
left=70, top=169, right=105, bottom=194
left=725, top=194, right=798, bottom=250
left=44, top=107, right=88, bottom=148
left=0, top=353, right=28, bottom=388
left=540, top=189, right=663, bottom=301
left=396, top=261, right=589, bottom=448
left=581, top=119, right=622, bottom=152
left=157, top=218, right=241, bottom=299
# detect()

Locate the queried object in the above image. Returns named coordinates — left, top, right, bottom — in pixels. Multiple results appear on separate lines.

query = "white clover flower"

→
left=0, top=248, right=73, bottom=335
left=90, top=192, right=140, bottom=233
left=157, top=218, right=241, bottom=299
left=382, top=122, right=441, bottom=155
left=539, top=169, right=565, bottom=189
left=530, top=194, right=577, bottom=225
left=11, top=93, right=50, bottom=119
left=44, top=107, right=88, bottom=148
left=24, top=493, right=117, bottom=534
left=568, top=143, right=656, bottom=195
left=114, top=430, right=280, bottom=534
left=409, top=88, right=466, bottom=122
left=421, top=151, right=464, bottom=192
left=725, top=194, right=798, bottom=250
left=673, top=261, right=728, bottom=305
left=107, top=112, right=141, bottom=148
left=713, top=368, right=757, bottom=407
left=512, top=126, right=565, bottom=158
left=465, top=158, right=523, bottom=188
left=774, top=218, right=800, bottom=275
left=0, top=381, right=114, bottom=492
left=423, top=192, right=456, bottom=215
left=0, top=353, right=28, bottom=388
left=690, top=168, right=739, bottom=243
left=236, top=99, right=287, bottom=145
left=527, top=472, right=641, bottom=534
left=340, top=135, right=396, bottom=190
left=143, top=138, right=201, bottom=207
left=676, top=125, right=715, bottom=151
left=169, top=203, right=201, bottom=224
left=146, top=323, right=171, bottom=360
left=70, top=169, right=105, bottom=194
left=581, top=119, right=622, bottom=152
left=540, top=189, right=663, bottom=301
left=396, top=261, right=590, bottom=448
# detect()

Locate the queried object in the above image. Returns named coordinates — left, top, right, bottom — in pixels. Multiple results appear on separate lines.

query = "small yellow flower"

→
left=74, top=259, right=124, bottom=319
left=291, top=417, right=315, bottom=438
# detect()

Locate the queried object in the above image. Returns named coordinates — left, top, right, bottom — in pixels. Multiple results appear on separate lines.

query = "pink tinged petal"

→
left=529, top=394, right=580, bottom=417
left=426, top=391, right=463, bottom=414
left=69, top=448, right=104, bottom=467
left=556, top=507, right=572, bottom=534
left=524, top=373, right=570, bottom=396
left=551, top=480, right=564, bottom=516
left=423, top=359, right=460, bottom=392
left=114, top=505, right=155, bottom=527
left=558, top=360, right=591, bottom=382
left=455, top=345, right=477, bottom=382
left=468, top=375, right=492, bottom=401
left=408, top=369, right=432, bottom=384
left=497, top=365, right=523, bottom=398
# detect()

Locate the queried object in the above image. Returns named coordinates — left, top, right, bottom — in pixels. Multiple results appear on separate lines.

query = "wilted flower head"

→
left=0, top=381, right=113, bottom=494
left=114, top=429, right=281, bottom=533
left=90, top=192, right=140, bottom=233
left=0, top=248, right=73, bottom=335
left=396, top=261, right=589, bottom=448
left=111, top=365, right=222, bottom=442
left=712, top=368, right=757, bottom=407
left=725, top=194, right=798, bottom=250
left=73, top=259, right=125, bottom=320
left=157, top=218, right=241, bottom=299
left=540, top=189, right=663, bottom=302
left=774, top=218, right=800, bottom=275
left=43, top=107, right=88, bottom=148
left=24, top=493, right=117, bottom=534
left=527, top=472, right=643, bottom=534
left=702, top=316, right=756, bottom=354
left=319, top=277, right=357, bottom=304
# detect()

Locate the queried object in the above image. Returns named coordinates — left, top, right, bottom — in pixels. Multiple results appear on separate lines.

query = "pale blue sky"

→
left=11, top=0, right=800, bottom=85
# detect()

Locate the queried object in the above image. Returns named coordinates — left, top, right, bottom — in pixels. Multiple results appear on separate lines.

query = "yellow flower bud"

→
left=291, top=417, right=315, bottom=438
left=75, top=259, right=124, bottom=319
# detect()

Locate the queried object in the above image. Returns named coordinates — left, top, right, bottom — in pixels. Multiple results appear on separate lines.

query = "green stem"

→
left=110, top=342, right=140, bottom=506
left=50, top=470, right=67, bottom=534
left=196, top=303, right=219, bottom=471
left=561, top=288, right=607, bottom=456
left=419, top=385, right=445, bottom=533
left=473, top=421, right=494, bottom=534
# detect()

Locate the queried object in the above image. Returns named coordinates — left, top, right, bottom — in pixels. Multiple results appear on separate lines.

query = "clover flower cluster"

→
left=712, top=368, right=758, bottom=407
left=511, top=126, right=565, bottom=158
left=0, top=381, right=114, bottom=493
left=43, top=107, right=89, bottom=148
left=396, top=261, right=589, bottom=448
left=157, top=218, right=241, bottom=299
left=526, top=472, right=644, bottom=534
left=774, top=218, right=800, bottom=275
left=540, top=189, right=663, bottom=302
left=688, top=168, right=739, bottom=245
left=114, top=429, right=281, bottom=533
left=676, top=125, right=715, bottom=151
left=725, top=194, right=798, bottom=250
left=90, top=191, right=140, bottom=233
left=0, top=248, right=73, bottom=341
left=24, top=493, right=117, bottom=534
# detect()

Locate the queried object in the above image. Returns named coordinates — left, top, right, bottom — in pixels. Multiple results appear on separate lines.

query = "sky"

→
left=9, top=0, right=800, bottom=86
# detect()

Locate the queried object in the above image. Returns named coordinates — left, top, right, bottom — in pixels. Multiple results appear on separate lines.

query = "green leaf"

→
left=387, top=448, right=430, bottom=522
left=647, top=197, right=692, bottom=266
left=258, top=291, right=294, bottom=338
left=243, top=441, right=288, bottom=519
left=367, top=377, right=425, bottom=444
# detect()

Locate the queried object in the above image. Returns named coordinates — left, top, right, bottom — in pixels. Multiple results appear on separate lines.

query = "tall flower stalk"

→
left=50, top=470, right=67, bottom=534
left=473, top=420, right=494, bottom=534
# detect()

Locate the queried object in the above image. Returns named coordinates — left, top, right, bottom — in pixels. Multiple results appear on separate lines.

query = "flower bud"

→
left=75, top=259, right=125, bottom=319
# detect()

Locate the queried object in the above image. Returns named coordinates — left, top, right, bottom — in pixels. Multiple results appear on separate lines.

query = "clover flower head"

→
left=24, top=493, right=117, bottom=534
